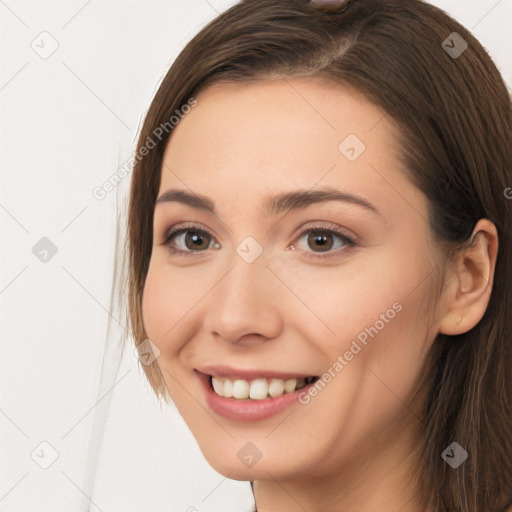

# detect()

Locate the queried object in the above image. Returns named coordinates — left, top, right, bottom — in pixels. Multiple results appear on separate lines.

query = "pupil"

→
left=186, top=231, right=209, bottom=250
left=308, top=230, right=332, bottom=252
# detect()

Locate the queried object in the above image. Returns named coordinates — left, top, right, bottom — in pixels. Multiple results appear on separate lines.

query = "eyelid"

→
left=292, top=221, right=356, bottom=245
left=162, top=220, right=357, bottom=258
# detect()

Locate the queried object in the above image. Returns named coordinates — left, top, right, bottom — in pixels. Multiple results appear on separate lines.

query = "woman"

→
left=122, top=0, right=512, bottom=510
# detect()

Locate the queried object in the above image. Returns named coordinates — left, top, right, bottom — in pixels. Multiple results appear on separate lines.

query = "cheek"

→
left=284, top=243, right=432, bottom=372
left=276, top=258, right=407, bottom=343
left=141, top=262, right=184, bottom=353
left=284, top=260, right=430, bottom=454
left=142, top=259, right=220, bottom=359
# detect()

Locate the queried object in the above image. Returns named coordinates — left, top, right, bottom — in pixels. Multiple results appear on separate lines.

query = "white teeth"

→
left=232, top=379, right=250, bottom=399
left=284, top=378, right=297, bottom=393
left=212, top=377, right=224, bottom=395
left=211, top=375, right=314, bottom=400
left=249, top=378, right=268, bottom=400
left=268, top=378, right=285, bottom=398
left=223, top=379, right=233, bottom=398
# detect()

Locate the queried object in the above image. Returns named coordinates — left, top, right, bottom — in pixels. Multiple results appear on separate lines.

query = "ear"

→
left=438, top=219, right=498, bottom=335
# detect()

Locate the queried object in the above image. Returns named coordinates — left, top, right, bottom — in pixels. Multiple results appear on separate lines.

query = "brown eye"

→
left=307, top=230, right=334, bottom=252
left=293, top=224, right=356, bottom=259
left=182, top=230, right=211, bottom=250
left=164, top=226, right=217, bottom=254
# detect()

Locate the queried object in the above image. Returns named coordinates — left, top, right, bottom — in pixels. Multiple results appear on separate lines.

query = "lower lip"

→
left=196, top=371, right=315, bottom=422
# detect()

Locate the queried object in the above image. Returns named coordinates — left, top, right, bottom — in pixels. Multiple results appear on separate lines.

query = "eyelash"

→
left=162, top=221, right=356, bottom=260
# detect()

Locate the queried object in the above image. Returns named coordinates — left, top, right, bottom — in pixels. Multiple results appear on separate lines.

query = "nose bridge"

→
left=220, top=232, right=273, bottom=301
left=225, top=242, right=269, bottom=301
left=203, top=240, right=284, bottom=344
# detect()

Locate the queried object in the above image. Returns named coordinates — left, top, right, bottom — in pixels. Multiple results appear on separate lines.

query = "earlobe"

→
left=438, top=219, right=498, bottom=336
left=439, top=311, right=464, bottom=336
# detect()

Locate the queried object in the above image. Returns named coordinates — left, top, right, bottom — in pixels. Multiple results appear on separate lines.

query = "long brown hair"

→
left=121, top=1, right=512, bottom=510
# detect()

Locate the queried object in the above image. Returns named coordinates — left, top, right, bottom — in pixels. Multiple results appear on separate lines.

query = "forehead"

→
left=164, top=78, right=390, bottom=171
left=159, top=78, right=427, bottom=223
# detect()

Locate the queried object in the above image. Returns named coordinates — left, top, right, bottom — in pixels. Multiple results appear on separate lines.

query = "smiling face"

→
left=141, top=78, right=446, bottom=484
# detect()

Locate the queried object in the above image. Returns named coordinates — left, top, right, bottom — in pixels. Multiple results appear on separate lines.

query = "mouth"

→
left=209, top=375, right=319, bottom=400
left=194, top=367, right=320, bottom=422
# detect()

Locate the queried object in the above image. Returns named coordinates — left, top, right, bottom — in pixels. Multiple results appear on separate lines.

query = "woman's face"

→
left=142, top=78, right=445, bottom=482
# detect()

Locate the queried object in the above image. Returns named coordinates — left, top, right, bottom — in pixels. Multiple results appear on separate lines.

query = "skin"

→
left=141, top=78, right=498, bottom=512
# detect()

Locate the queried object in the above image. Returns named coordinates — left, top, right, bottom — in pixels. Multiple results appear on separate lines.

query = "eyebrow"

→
left=155, top=187, right=381, bottom=217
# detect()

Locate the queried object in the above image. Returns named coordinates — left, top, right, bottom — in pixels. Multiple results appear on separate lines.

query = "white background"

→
left=1, top=1, right=511, bottom=511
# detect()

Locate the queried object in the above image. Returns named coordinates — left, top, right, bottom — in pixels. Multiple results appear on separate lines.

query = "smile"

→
left=195, top=368, right=320, bottom=421
left=210, top=375, right=317, bottom=400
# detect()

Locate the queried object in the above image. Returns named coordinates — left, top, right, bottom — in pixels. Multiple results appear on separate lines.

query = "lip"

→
left=195, top=364, right=315, bottom=381
left=195, top=369, right=318, bottom=422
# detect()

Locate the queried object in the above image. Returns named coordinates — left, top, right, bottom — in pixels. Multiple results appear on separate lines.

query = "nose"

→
left=202, top=249, right=284, bottom=346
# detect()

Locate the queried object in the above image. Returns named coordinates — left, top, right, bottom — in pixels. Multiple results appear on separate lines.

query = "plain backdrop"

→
left=1, top=1, right=511, bottom=511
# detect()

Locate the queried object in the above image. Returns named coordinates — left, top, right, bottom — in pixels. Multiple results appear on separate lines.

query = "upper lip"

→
left=195, top=365, right=317, bottom=380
